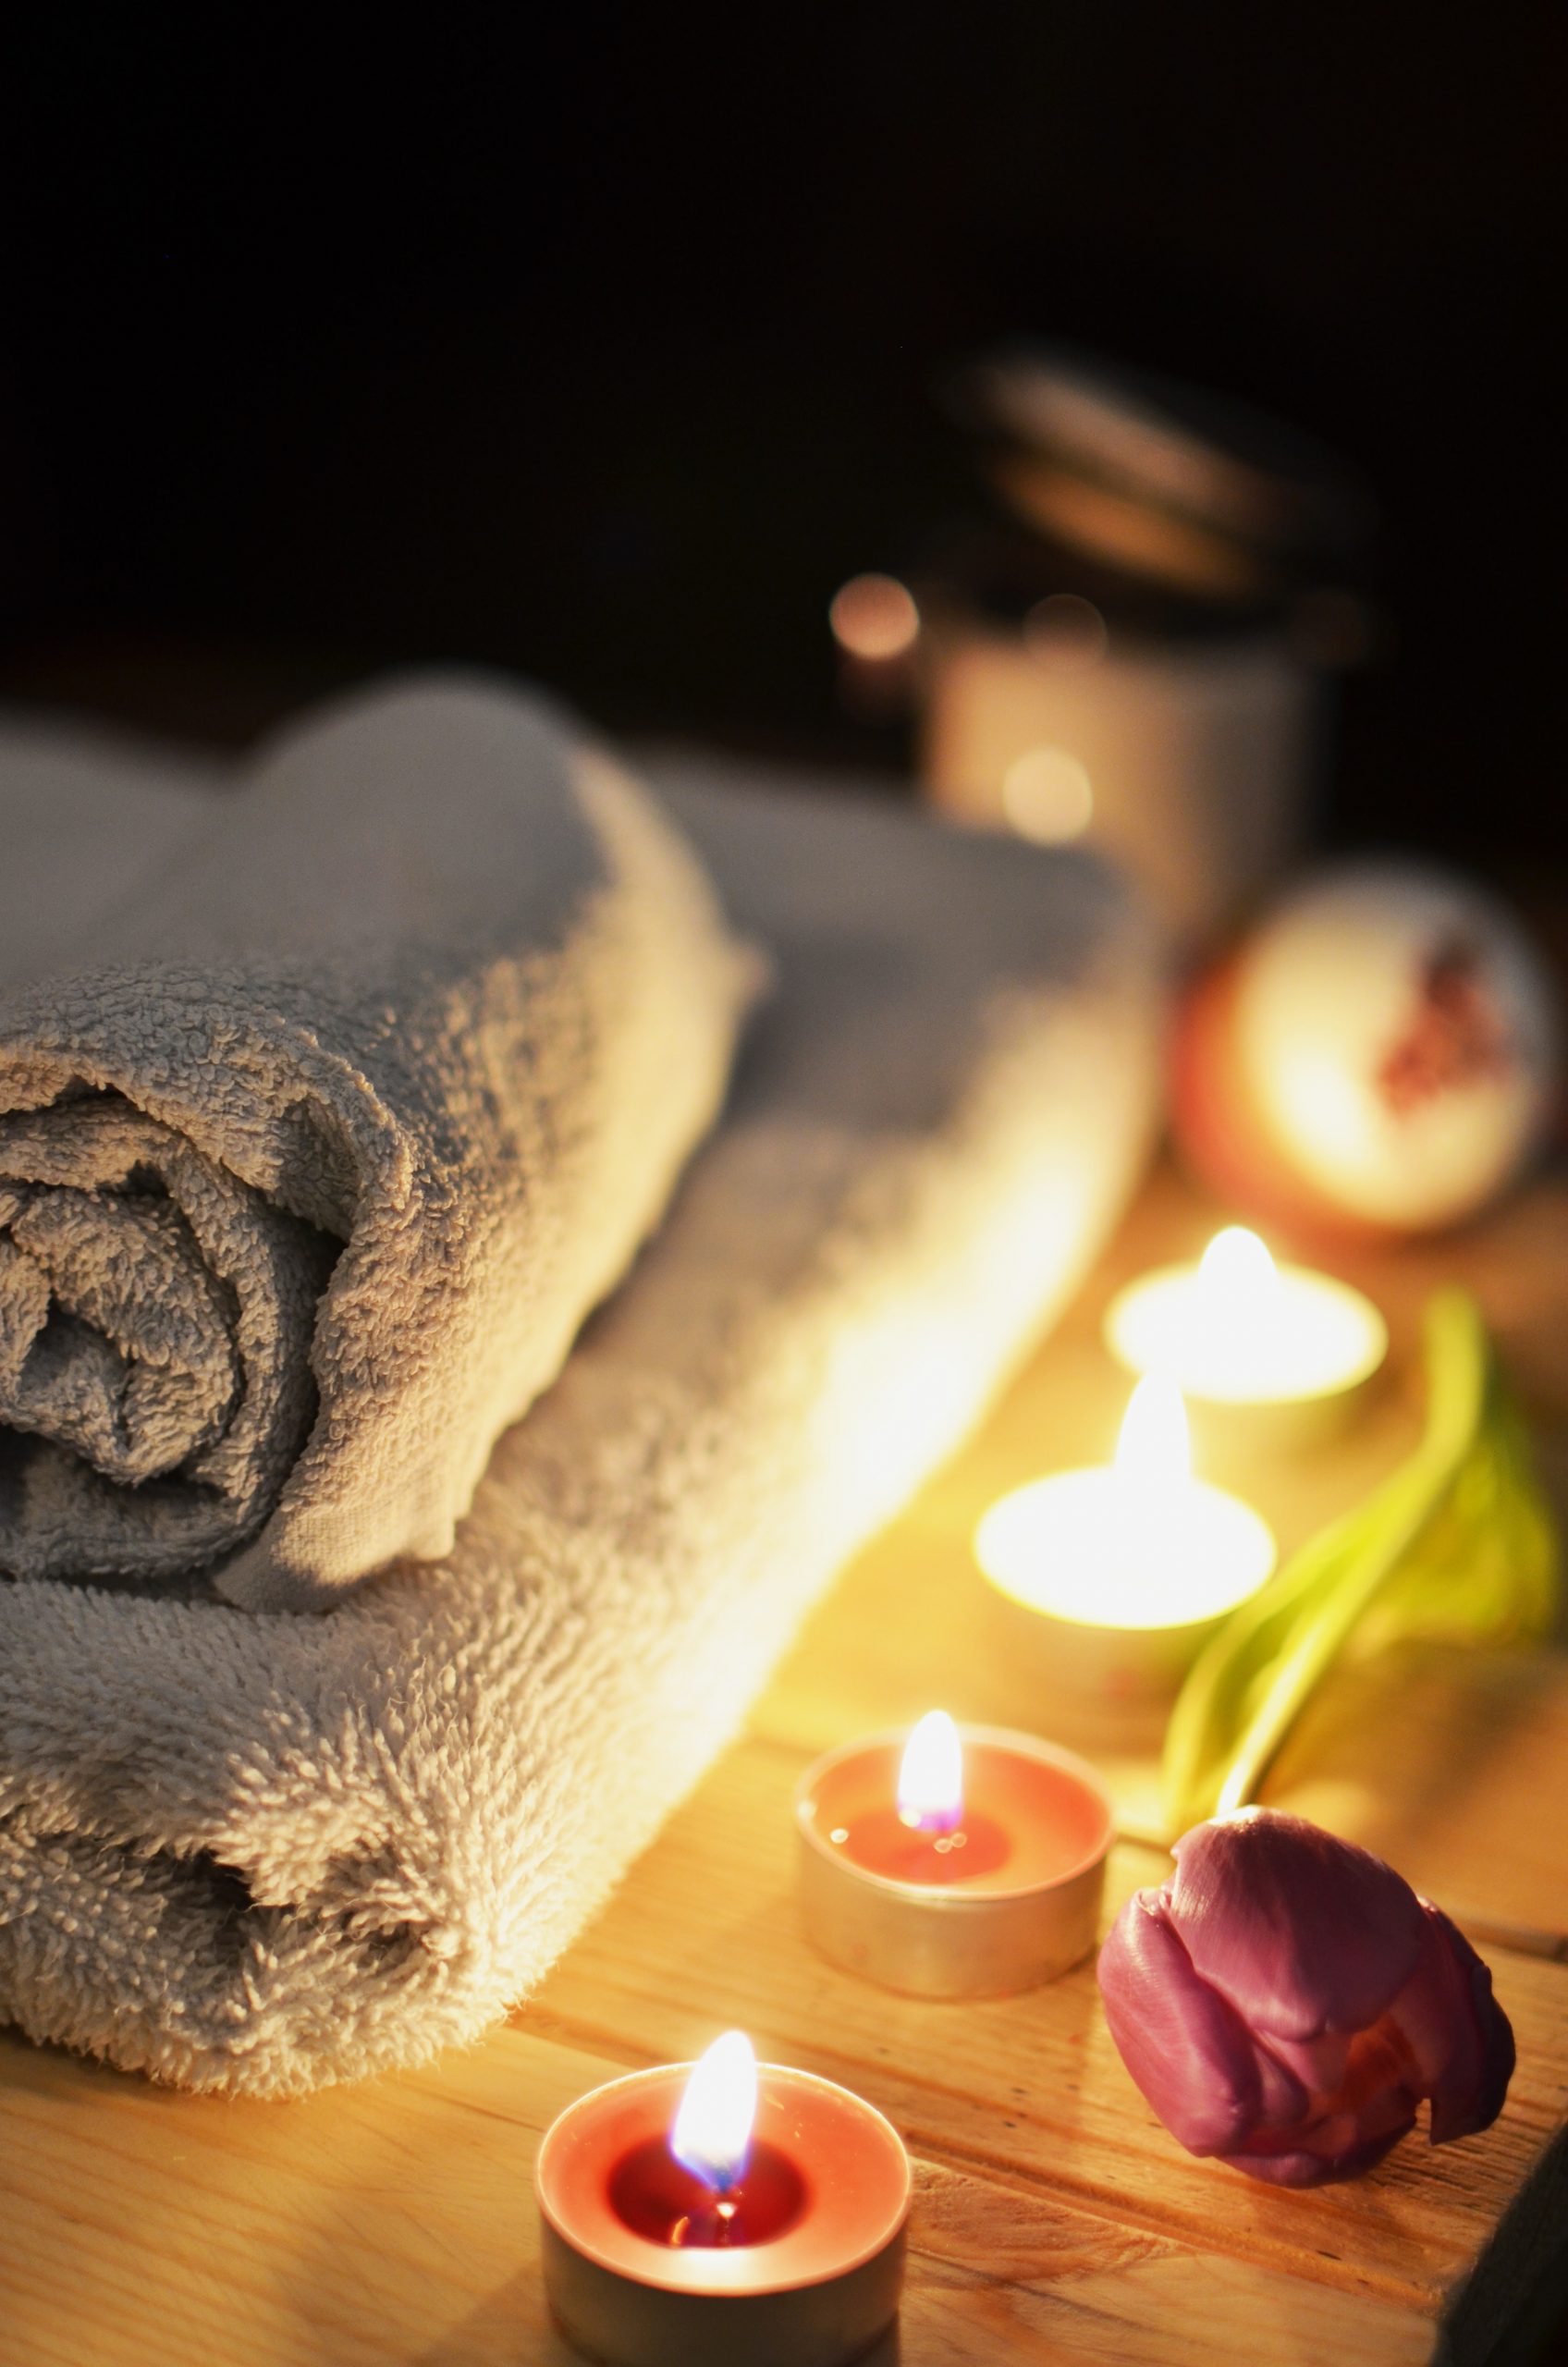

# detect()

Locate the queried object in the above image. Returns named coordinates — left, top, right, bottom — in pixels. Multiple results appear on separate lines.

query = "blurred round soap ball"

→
left=1171, top=863, right=1560, bottom=1236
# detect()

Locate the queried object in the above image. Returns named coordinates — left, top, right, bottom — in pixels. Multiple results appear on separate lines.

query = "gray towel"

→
left=0, top=716, right=1160, bottom=2095
left=0, top=679, right=753, bottom=1611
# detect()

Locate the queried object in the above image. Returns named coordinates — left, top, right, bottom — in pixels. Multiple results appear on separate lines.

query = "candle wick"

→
left=713, top=2194, right=741, bottom=2246
left=900, top=1807, right=962, bottom=1837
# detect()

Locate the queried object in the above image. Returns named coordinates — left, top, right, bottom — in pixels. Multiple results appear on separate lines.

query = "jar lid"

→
left=943, top=344, right=1372, bottom=607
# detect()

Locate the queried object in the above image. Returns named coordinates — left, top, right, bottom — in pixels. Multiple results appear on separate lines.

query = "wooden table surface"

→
left=3, top=1167, right=1566, bottom=2367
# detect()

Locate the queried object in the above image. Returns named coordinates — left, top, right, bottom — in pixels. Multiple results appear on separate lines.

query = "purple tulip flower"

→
left=1098, top=1809, right=1514, bottom=2187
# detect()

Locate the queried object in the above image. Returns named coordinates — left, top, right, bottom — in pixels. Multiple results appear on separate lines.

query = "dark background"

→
left=2, top=6, right=1561, bottom=862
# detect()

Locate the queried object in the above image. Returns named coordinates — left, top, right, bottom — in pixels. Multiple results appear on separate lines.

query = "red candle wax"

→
left=812, top=1733, right=1109, bottom=1895
left=607, top=2136, right=807, bottom=2249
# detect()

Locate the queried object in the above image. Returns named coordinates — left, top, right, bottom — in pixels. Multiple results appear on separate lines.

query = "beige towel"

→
left=0, top=678, right=753, bottom=1610
left=0, top=717, right=1160, bottom=2094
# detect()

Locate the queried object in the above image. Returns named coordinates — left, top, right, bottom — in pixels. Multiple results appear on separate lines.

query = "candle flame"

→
left=1197, top=1227, right=1280, bottom=1325
left=897, top=1709, right=964, bottom=1834
left=669, top=2030, right=757, bottom=2195
left=1113, top=1374, right=1192, bottom=1490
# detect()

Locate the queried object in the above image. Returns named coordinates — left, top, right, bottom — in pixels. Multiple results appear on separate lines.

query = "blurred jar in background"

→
left=910, top=347, right=1376, bottom=952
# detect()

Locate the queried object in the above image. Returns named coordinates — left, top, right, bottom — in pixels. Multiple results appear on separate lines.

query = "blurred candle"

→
left=1104, top=1225, right=1387, bottom=1448
left=975, top=1378, right=1277, bottom=1697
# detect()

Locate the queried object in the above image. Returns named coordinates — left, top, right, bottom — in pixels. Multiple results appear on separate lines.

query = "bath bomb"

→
left=1172, top=864, right=1559, bottom=1235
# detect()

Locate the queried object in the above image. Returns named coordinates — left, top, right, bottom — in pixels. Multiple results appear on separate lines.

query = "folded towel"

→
left=0, top=714, right=1160, bottom=2095
left=0, top=680, right=753, bottom=1610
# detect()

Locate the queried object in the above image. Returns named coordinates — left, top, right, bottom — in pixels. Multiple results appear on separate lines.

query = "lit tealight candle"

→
left=536, top=2030, right=910, bottom=2367
left=795, top=1711, right=1114, bottom=1997
left=974, top=1377, right=1278, bottom=1696
left=1104, top=1225, right=1388, bottom=1447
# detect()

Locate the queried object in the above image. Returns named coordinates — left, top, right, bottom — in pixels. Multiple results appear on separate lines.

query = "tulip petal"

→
left=1102, top=1814, right=1517, bottom=2189
left=1251, top=2035, right=1314, bottom=2130
left=1392, top=1905, right=1516, bottom=2145
left=1170, top=1809, right=1427, bottom=2042
left=1217, top=2123, right=1414, bottom=2189
left=1100, top=1892, right=1297, bottom=2156
left=1267, top=2029, right=1353, bottom=2103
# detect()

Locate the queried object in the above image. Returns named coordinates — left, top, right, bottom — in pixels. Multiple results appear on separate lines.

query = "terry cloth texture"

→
left=0, top=717, right=1161, bottom=2096
left=0, top=678, right=753, bottom=1611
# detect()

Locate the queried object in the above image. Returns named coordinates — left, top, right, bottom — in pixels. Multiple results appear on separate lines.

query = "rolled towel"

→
left=0, top=679, right=753, bottom=1611
left=0, top=730, right=1160, bottom=2095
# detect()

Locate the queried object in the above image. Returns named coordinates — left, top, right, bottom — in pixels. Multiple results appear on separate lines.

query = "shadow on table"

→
left=410, top=2286, right=902, bottom=2366
left=411, top=2277, right=568, bottom=2367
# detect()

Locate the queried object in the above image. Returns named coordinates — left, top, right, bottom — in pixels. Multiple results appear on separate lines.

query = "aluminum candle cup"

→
left=974, top=1377, right=1278, bottom=1699
left=535, top=2040, right=910, bottom=2367
left=1104, top=1225, right=1388, bottom=1454
left=795, top=1717, right=1115, bottom=1998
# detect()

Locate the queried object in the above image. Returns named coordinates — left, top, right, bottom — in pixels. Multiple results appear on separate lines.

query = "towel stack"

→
left=0, top=678, right=1159, bottom=2092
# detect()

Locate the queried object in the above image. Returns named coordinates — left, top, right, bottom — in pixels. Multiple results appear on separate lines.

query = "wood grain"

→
left=3, top=1164, right=1566, bottom=2365
left=0, top=2023, right=1443, bottom=2367
left=525, top=1734, right=1568, bottom=2322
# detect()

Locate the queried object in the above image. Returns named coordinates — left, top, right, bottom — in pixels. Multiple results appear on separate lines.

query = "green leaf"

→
left=1160, top=1290, right=1560, bottom=1838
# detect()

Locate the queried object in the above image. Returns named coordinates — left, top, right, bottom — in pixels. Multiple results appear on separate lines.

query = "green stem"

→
left=1213, top=1292, right=1486, bottom=1814
left=1160, top=1292, right=1500, bottom=1834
